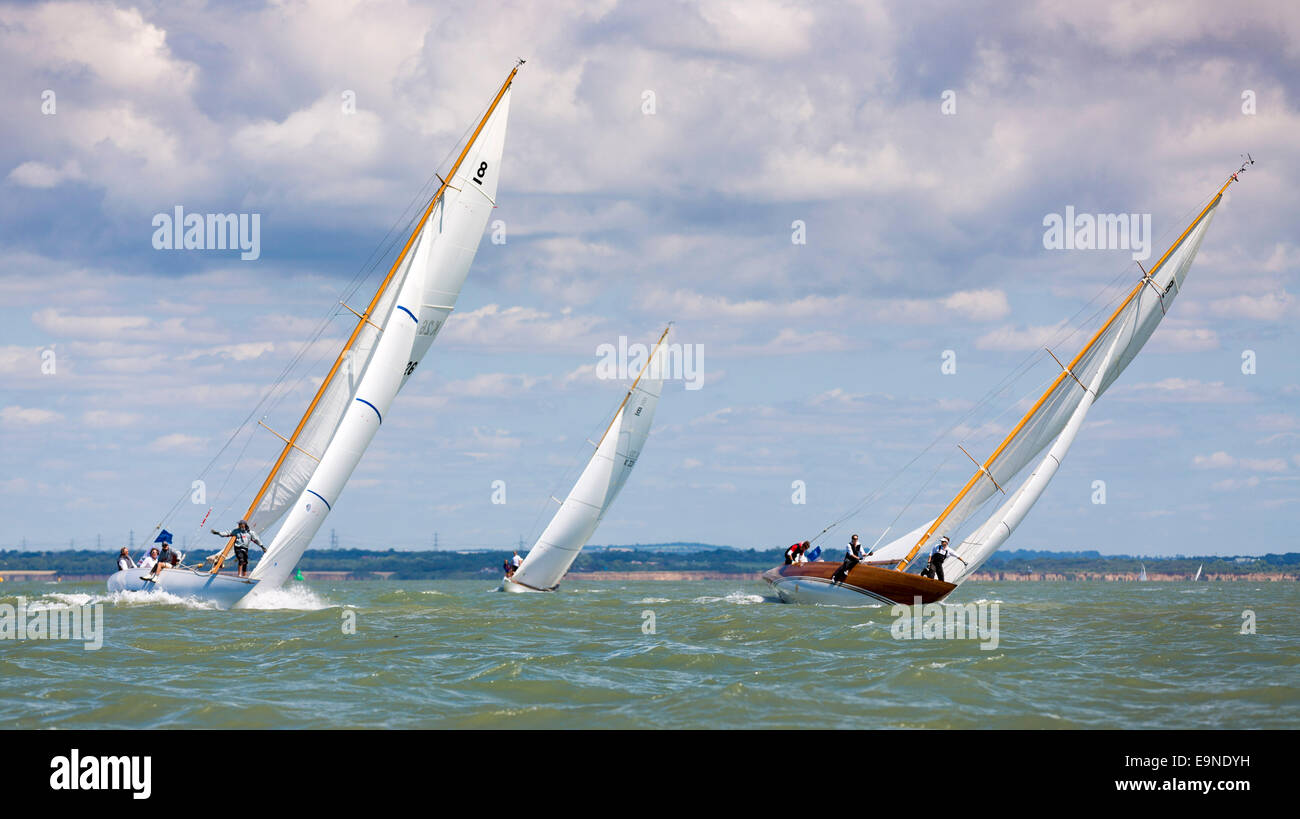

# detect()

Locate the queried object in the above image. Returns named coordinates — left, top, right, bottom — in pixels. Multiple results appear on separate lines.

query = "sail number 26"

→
left=472, top=162, right=488, bottom=185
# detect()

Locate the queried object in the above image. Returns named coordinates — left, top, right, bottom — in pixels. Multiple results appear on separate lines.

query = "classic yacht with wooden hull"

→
left=766, top=162, right=1251, bottom=607
left=107, top=64, right=522, bottom=608
left=763, top=562, right=954, bottom=605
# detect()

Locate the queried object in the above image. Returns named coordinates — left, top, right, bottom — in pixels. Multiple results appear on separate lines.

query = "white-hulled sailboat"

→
left=502, top=326, right=670, bottom=592
left=107, top=63, right=522, bottom=608
left=767, top=162, right=1251, bottom=605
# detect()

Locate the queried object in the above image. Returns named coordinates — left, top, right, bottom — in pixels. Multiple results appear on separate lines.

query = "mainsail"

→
left=208, top=64, right=520, bottom=589
left=891, top=174, right=1233, bottom=575
left=509, top=327, right=670, bottom=591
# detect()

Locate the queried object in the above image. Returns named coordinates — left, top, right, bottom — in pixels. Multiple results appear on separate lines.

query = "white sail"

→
left=943, top=325, right=1127, bottom=585
left=907, top=198, right=1222, bottom=561
left=247, top=87, right=513, bottom=593
left=510, top=342, right=665, bottom=591
left=1139, top=563, right=1148, bottom=581
left=1194, top=564, right=1203, bottom=581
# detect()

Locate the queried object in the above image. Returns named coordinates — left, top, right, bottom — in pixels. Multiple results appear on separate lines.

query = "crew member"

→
left=210, top=520, right=266, bottom=578
left=831, top=534, right=866, bottom=584
left=921, top=535, right=966, bottom=582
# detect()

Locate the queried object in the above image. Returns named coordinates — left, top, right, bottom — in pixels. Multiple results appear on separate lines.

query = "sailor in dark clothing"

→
left=920, top=535, right=966, bottom=582
left=783, top=541, right=810, bottom=565
left=831, top=534, right=866, bottom=584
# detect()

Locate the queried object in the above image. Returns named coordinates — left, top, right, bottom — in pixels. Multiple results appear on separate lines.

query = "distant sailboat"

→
left=1138, top=563, right=1148, bottom=582
left=1194, top=564, right=1203, bottom=582
left=503, top=326, right=670, bottom=592
left=107, top=63, right=523, bottom=607
left=766, top=164, right=1249, bottom=605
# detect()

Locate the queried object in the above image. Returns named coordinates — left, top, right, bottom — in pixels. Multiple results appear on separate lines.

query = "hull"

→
left=500, top=575, right=552, bottom=593
left=762, top=562, right=955, bottom=606
left=106, top=567, right=258, bottom=609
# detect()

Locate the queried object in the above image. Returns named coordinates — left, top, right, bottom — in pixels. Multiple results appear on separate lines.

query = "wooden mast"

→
left=592, top=324, right=672, bottom=451
left=894, top=173, right=1238, bottom=572
left=211, top=62, right=522, bottom=573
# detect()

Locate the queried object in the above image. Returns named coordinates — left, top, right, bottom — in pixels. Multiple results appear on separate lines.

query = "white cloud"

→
left=443, top=372, right=546, bottom=397
left=1113, top=378, right=1253, bottom=404
left=146, top=433, right=206, bottom=453
left=0, top=405, right=62, bottom=425
left=1193, top=451, right=1236, bottom=469
left=7, top=160, right=84, bottom=188
left=1204, top=291, right=1294, bottom=321
left=976, top=320, right=1071, bottom=352
left=83, top=410, right=141, bottom=428
left=1210, top=476, right=1260, bottom=491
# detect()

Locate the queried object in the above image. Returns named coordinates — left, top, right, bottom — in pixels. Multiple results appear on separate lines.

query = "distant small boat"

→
left=1138, top=563, right=1148, bottom=582
left=1194, top=564, right=1203, bottom=582
left=502, top=326, right=670, bottom=593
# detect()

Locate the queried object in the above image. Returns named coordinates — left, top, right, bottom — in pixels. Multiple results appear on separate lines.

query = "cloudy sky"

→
left=1, top=0, right=1297, bottom=557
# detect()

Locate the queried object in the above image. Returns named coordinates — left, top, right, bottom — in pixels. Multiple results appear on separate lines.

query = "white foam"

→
left=635, top=597, right=670, bottom=604
left=693, top=591, right=765, bottom=605
left=21, top=590, right=221, bottom=610
left=238, top=583, right=334, bottom=610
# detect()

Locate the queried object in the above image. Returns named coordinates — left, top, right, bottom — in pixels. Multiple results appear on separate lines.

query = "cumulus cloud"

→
left=0, top=405, right=62, bottom=425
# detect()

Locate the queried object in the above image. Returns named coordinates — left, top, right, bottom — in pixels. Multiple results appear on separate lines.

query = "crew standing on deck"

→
left=210, top=520, right=266, bottom=578
left=921, top=535, right=966, bottom=582
left=831, top=534, right=866, bottom=584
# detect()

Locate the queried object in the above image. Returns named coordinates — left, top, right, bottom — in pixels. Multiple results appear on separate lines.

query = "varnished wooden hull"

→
left=762, top=562, right=955, bottom=606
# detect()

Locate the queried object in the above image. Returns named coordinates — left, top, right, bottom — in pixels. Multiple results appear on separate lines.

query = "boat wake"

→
left=24, top=590, right=222, bottom=610
left=239, top=584, right=334, bottom=610
left=692, top=591, right=766, bottom=606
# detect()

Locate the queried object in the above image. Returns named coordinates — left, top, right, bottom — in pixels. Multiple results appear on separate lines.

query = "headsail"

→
left=942, top=321, right=1127, bottom=584
left=509, top=326, right=670, bottom=591
left=209, top=64, right=521, bottom=588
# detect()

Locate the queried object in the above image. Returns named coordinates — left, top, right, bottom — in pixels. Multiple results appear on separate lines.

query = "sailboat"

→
left=766, top=163, right=1250, bottom=605
left=1193, top=563, right=1203, bottom=581
left=106, top=63, right=523, bottom=608
left=502, top=326, right=670, bottom=592
left=1138, top=562, right=1148, bottom=582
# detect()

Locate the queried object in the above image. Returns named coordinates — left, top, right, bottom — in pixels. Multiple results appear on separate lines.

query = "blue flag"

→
left=154, top=530, right=173, bottom=545
left=807, top=545, right=822, bottom=562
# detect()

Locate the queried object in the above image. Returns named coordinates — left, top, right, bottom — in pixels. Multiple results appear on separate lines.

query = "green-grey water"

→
left=1, top=579, right=1296, bottom=729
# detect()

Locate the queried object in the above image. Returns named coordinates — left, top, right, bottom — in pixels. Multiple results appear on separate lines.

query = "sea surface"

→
left=1, top=578, right=1296, bottom=729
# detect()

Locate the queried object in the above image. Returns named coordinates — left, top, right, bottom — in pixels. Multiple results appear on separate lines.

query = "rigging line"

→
left=810, top=220, right=1167, bottom=544
left=149, top=92, right=501, bottom=535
